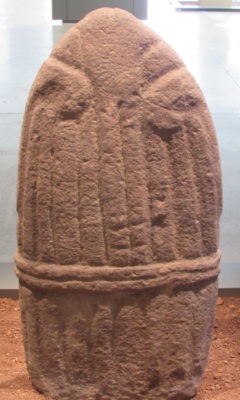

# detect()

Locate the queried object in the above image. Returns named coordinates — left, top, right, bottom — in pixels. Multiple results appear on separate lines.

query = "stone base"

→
left=16, top=253, right=219, bottom=400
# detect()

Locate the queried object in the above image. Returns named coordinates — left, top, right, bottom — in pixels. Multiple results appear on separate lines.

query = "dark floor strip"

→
left=0, top=289, right=19, bottom=299
left=0, top=288, right=240, bottom=300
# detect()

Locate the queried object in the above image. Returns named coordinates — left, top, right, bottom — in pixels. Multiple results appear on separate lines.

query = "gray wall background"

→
left=52, top=0, right=148, bottom=20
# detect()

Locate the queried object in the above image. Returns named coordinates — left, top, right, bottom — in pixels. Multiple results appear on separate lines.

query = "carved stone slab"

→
left=15, top=8, right=222, bottom=400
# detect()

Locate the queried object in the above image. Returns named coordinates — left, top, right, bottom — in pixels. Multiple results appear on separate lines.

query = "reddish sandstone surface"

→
left=0, top=298, right=239, bottom=400
left=15, top=8, right=222, bottom=400
left=17, top=7, right=221, bottom=267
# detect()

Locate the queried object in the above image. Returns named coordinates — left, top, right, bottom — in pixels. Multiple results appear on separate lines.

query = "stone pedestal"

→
left=16, top=8, right=222, bottom=400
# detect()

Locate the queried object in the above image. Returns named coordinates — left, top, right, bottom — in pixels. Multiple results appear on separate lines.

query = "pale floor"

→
left=0, top=0, right=239, bottom=288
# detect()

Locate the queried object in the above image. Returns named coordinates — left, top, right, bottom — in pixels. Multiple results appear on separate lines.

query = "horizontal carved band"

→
left=15, top=251, right=220, bottom=292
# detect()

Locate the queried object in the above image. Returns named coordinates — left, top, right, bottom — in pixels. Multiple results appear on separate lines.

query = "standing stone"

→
left=15, top=8, right=222, bottom=400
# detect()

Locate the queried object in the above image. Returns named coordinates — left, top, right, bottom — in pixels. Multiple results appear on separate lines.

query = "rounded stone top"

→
left=17, top=8, right=222, bottom=268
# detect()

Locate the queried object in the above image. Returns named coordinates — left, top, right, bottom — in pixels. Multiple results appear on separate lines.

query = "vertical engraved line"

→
left=51, top=121, right=82, bottom=265
left=21, top=107, right=42, bottom=260
left=95, top=101, right=131, bottom=267
left=158, top=134, right=179, bottom=260
left=63, top=309, right=89, bottom=385
left=77, top=143, right=82, bottom=263
left=17, top=92, right=39, bottom=224
left=32, top=181, right=38, bottom=260
left=50, top=129, right=56, bottom=263
left=140, top=123, right=161, bottom=261
left=36, top=108, right=55, bottom=262
left=28, top=291, right=44, bottom=376
left=94, top=105, right=108, bottom=264
left=74, top=61, right=108, bottom=265
left=184, top=115, right=219, bottom=255
left=118, top=109, right=132, bottom=255
left=165, top=126, right=203, bottom=259
left=32, top=141, right=40, bottom=259
left=118, top=98, right=153, bottom=265
left=17, top=116, right=30, bottom=251
left=74, top=118, right=82, bottom=263
left=38, top=296, right=66, bottom=383
left=18, top=97, right=39, bottom=253
left=201, top=111, right=222, bottom=216
left=199, top=109, right=222, bottom=248
left=90, top=305, right=115, bottom=383
left=56, top=300, right=68, bottom=382
left=176, top=122, right=204, bottom=257
left=78, top=103, right=107, bottom=265
left=143, top=121, right=178, bottom=262
left=113, top=303, right=149, bottom=395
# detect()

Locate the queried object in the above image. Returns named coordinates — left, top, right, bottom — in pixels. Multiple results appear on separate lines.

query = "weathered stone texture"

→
left=19, top=280, right=218, bottom=400
left=16, top=7, right=222, bottom=400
